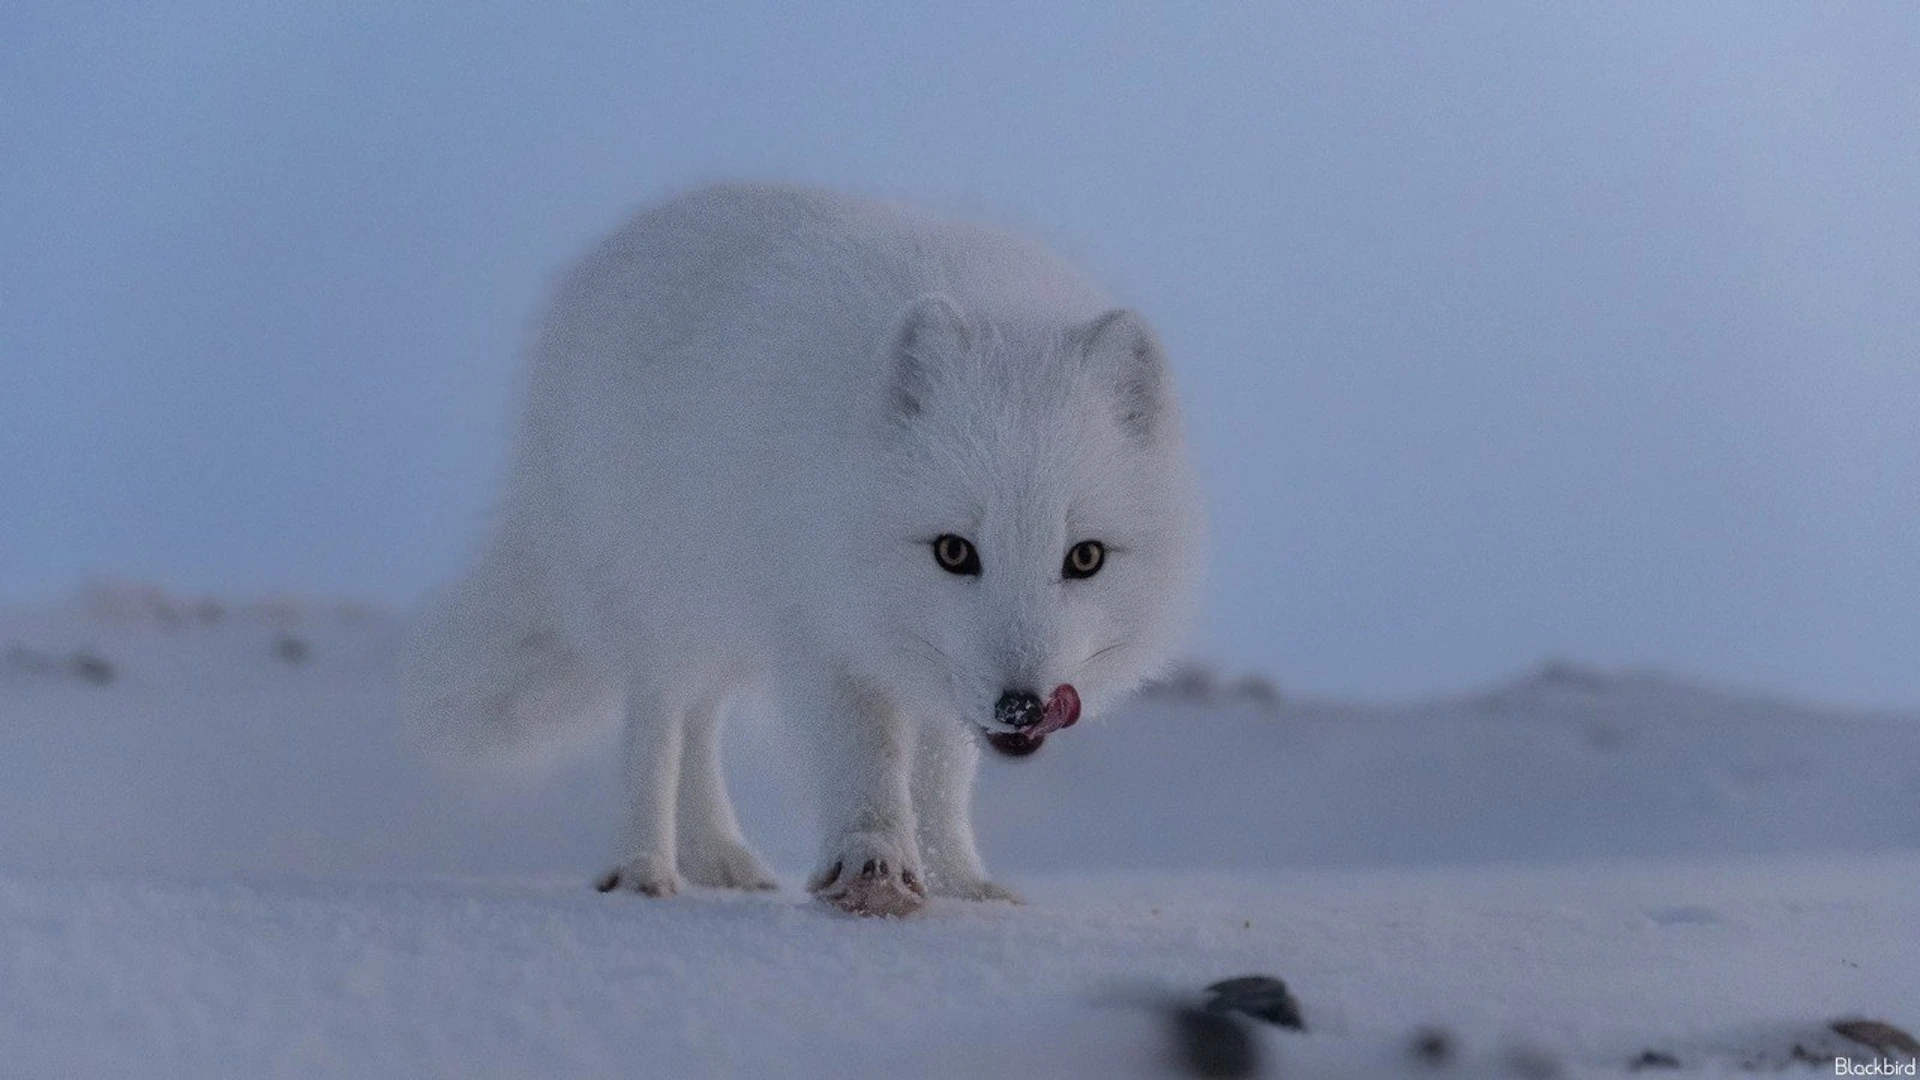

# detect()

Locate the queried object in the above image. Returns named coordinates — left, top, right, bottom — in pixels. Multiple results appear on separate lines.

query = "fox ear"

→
left=888, top=294, right=971, bottom=420
left=1074, top=308, right=1170, bottom=440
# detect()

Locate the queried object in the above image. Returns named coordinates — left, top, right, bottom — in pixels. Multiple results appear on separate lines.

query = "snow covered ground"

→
left=3, top=585, right=1916, bottom=1077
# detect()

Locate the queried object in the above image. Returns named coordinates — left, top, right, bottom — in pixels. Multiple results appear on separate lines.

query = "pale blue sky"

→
left=4, top=3, right=1917, bottom=705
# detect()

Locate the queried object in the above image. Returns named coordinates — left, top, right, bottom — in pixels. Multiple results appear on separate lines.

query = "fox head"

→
left=848, top=293, right=1206, bottom=756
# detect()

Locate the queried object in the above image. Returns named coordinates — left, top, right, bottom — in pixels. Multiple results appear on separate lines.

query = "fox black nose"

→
left=995, top=689, right=1044, bottom=729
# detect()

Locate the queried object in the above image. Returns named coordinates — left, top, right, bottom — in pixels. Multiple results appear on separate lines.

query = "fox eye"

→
left=1063, top=540, right=1105, bottom=580
left=933, top=534, right=981, bottom=576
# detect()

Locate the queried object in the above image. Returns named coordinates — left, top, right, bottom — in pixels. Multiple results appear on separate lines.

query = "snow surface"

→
left=3, top=586, right=1916, bottom=1078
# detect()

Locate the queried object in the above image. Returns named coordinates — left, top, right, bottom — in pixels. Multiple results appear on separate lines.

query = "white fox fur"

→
left=402, top=183, right=1204, bottom=914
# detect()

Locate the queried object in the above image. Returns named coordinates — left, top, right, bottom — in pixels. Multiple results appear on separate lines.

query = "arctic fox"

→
left=403, top=183, right=1204, bottom=917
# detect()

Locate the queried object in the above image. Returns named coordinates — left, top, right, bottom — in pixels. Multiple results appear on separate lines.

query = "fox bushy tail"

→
left=400, top=525, right=621, bottom=770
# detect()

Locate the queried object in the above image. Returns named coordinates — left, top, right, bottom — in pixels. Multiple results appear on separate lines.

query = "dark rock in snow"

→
left=70, top=650, right=114, bottom=685
left=1230, top=674, right=1283, bottom=710
left=1408, top=1027, right=1454, bottom=1067
left=1831, top=1018, right=1920, bottom=1057
left=1204, top=975, right=1304, bottom=1031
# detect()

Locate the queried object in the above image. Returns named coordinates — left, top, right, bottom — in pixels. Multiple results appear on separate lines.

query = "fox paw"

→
left=594, top=853, right=680, bottom=897
left=680, top=837, right=778, bottom=892
left=809, top=834, right=927, bottom=918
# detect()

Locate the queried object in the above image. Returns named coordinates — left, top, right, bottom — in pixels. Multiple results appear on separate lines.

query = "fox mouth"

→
left=985, top=730, right=1046, bottom=757
left=983, top=684, right=1080, bottom=758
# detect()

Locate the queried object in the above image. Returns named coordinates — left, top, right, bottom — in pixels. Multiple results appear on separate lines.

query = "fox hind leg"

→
left=598, top=676, right=688, bottom=897
left=676, top=689, right=777, bottom=891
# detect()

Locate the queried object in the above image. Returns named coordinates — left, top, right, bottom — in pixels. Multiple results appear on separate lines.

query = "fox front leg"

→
left=912, top=716, right=1019, bottom=903
left=793, top=665, right=928, bottom=917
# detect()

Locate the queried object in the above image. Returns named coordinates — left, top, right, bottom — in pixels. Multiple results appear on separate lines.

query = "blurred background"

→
left=5, top=1, right=1917, bottom=707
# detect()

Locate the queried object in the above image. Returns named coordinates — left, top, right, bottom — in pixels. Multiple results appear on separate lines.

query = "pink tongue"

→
left=1030, top=684, right=1081, bottom=738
